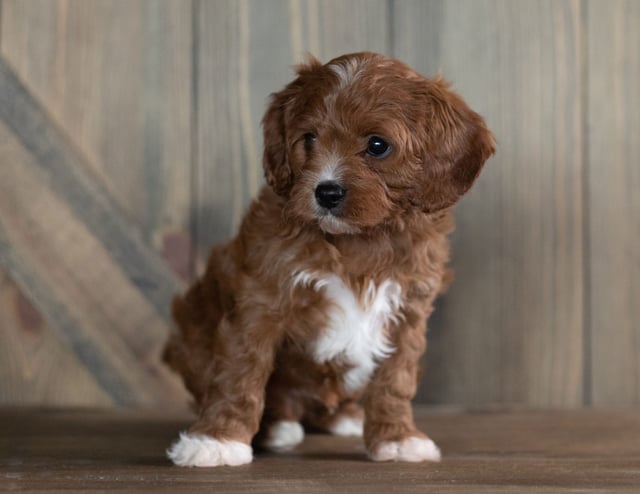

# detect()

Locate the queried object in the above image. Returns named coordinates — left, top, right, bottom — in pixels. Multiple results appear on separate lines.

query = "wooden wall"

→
left=0, top=0, right=638, bottom=409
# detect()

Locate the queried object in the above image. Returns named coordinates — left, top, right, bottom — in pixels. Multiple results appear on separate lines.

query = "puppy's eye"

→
left=367, top=136, right=391, bottom=158
left=303, top=133, right=316, bottom=150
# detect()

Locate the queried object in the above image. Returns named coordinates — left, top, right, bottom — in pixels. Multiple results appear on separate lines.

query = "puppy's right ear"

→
left=262, top=90, right=292, bottom=197
left=262, top=55, right=322, bottom=197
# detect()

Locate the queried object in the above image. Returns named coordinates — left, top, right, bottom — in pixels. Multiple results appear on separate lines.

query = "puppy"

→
left=163, top=52, right=494, bottom=467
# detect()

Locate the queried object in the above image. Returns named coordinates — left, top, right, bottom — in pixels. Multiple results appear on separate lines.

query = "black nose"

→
left=315, top=181, right=346, bottom=210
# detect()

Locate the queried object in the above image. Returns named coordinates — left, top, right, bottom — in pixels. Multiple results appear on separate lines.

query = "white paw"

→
left=329, top=415, right=364, bottom=437
left=263, top=420, right=304, bottom=451
left=369, top=436, right=441, bottom=463
left=167, top=432, right=252, bottom=467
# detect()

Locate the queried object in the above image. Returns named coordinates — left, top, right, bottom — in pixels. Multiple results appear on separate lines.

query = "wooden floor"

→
left=0, top=408, right=639, bottom=493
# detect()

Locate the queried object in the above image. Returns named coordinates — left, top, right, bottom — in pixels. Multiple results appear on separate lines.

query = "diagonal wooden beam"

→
left=0, top=58, right=183, bottom=321
left=0, top=57, right=187, bottom=406
left=0, top=226, right=136, bottom=406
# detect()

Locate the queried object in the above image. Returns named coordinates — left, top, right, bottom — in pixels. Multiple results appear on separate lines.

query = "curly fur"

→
left=163, top=52, right=494, bottom=466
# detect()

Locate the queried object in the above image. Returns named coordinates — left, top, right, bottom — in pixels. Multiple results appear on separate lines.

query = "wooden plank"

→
left=393, top=0, right=584, bottom=407
left=194, top=0, right=291, bottom=255
left=1, top=408, right=639, bottom=491
left=302, top=0, right=390, bottom=60
left=587, top=0, right=640, bottom=406
left=0, top=268, right=112, bottom=407
left=0, top=118, right=187, bottom=407
left=0, top=59, right=182, bottom=321
left=0, top=0, right=193, bottom=280
left=0, top=225, right=136, bottom=406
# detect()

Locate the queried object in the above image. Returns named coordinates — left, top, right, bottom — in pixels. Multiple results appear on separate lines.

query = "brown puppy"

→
left=164, top=52, right=494, bottom=466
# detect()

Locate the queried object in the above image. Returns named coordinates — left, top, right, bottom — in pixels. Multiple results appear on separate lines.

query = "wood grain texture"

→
left=0, top=59, right=182, bottom=320
left=0, top=0, right=638, bottom=410
left=393, top=0, right=585, bottom=407
left=0, top=0, right=192, bottom=276
left=0, top=1, right=192, bottom=405
left=0, top=268, right=112, bottom=407
left=193, top=0, right=292, bottom=257
left=587, top=0, right=640, bottom=406
left=1, top=408, right=639, bottom=492
left=305, top=0, right=390, bottom=60
left=0, top=117, right=187, bottom=408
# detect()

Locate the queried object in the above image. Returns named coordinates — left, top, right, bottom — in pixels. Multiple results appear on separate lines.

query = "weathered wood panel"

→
left=0, top=115, right=188, bottom=407
left=0, top=0, right=193, bottom=406
left=307, top=0, right=389, bottom=60
left=394, top=0, right=585, bottom=407
left=0, top=0, right=638, bottom=409
left=587, top=0, right=640, bottom=406
left=0, top=57, right=189, bottom=407
left=0, top=267, right=112, bottom=406
left=1, top=0, right=192, bottom=279
left=194, top=0, right=287, bottom=255
left=0, top=60, right=182, bottom=320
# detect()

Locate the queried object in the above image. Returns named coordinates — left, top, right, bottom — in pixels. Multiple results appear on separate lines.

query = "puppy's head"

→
left=262, top=52, right=495, bottom=235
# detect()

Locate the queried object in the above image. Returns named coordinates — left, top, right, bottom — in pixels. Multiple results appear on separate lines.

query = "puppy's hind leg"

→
left=255, top=378, right=306, bottom=452
left=305, top=399, right=365, bottom=438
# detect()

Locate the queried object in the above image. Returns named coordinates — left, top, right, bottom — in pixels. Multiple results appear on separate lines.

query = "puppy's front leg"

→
left=363, top=320, right=441, bottom=463
left=168, top=314, right=279, bottom=467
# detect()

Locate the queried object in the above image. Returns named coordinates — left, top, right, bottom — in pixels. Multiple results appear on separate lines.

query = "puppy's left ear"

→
left=414, top=79, right=495, bottom=212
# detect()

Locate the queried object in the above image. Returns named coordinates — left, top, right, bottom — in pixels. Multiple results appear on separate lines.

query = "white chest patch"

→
left=292, top=271, right=403, bottom=392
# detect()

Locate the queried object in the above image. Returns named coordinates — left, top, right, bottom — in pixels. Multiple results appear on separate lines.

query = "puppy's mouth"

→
left=317, top=214, right=360, bottom=235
